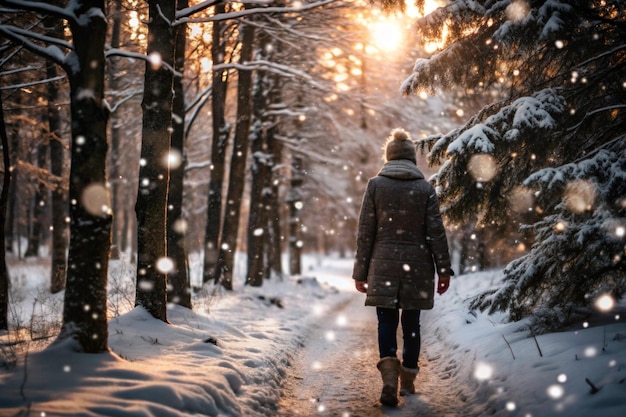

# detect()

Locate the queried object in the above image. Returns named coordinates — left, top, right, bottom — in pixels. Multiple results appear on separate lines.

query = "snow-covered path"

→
left=276, top=293, right=473, bottom=417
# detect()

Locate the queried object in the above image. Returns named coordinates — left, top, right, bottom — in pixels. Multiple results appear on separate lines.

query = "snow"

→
left=1, top=255, right=626, bottom=416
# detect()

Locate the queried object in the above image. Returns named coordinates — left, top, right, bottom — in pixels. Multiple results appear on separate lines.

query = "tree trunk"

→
left=246, top=43, right=271, bottom=287
left=203, top=2, right=229, bottom=284
left=0, top=91, right=11, bottom=330
left=216, top=15, right=255, bottom=290
left=167, top=0, right=191, bottom=309
left=4, top=96, right=19, bottom=255
left=288, top=155, right=304, bottom=276
left=24, top=143, right=47, bottom=257
left=108, top=0, right=123, bottom=260
left=46, top=35, right=68, bottom=293
left=267, top=135, right=283, bottom=279
left=58, top=0, right=111, bottom=353
left=135, top=0, right=177, bottom=322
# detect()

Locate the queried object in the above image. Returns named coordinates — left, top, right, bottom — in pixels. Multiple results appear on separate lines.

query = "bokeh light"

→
left=506, top=0, right=530, bottom=22
left=547, top=384, right=564, bottom=399
left=156, top=257, right=175, bottom=274
left=595, top=294, right=615, bottom=311
left=584, top=347, right=597, bottom=357
left=563, top=180, right=596, bottom=213
left=474, top=362, right=494, bottom=380
left=81, top=183, right=111, bottom=217
left=508, top=185, right=534, bottom=213
left=467, top=154, right=497, bottom=182
left=148, top=52, right=162, bottom=70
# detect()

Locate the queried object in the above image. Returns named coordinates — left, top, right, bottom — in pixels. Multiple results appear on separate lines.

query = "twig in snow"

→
left=502, top=335, right=516, bottom=360
left=585, top=377, right=600, bottom=394
left=528, top=326, right=543, bottom=357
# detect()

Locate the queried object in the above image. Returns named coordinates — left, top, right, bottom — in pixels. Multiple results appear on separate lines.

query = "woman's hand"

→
left=437, top=276, right=450, bottom=294
left=355, top=280, right=368, bottom=293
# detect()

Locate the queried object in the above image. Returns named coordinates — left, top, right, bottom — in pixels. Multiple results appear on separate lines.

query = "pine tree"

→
left=400, top=0, right=626, bottom=329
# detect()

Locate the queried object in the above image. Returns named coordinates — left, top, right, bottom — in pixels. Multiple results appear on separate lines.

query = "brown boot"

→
left=377, top=357, right=400, bottom=406
left=400, top=366, right=419, bottom=396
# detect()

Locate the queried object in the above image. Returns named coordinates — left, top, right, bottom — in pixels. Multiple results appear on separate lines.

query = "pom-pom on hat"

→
left=383, top=128, right=416, bottom=163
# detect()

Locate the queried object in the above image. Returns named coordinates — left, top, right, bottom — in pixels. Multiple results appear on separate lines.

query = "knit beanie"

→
left=383, top=128, right=416, bottom=163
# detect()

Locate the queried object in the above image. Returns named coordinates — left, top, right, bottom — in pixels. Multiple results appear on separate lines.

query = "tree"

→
left=43, top=2, right=68, bottom=293
left=215, top=8, right=256, bottom=290
left=399, top=0, right=626, bottom=328
left=167, top=0, right=192, bottom=309
left=202, top=2, right=231, bottom=285
left=135, top=0, right=177, bottom=322
left=246, top=27, right=278, bottom=286
left=0, top=90, right=11, bottom=330
left=4, top=0, right=112, bottom=352
left=108, top=0, right=125, bottom=260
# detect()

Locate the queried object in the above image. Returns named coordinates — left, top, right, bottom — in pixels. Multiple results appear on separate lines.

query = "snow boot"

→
left=377, top=357, right=400, bottom=406
left=400, top=366, right=419, bottom=396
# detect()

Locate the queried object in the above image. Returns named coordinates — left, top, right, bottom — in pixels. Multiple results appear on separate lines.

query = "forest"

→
left=0, top=0, right=624, bottom=360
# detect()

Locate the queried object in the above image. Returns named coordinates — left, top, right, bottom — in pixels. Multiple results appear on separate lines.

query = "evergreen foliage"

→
left=401, top=0, right=626, bottom=329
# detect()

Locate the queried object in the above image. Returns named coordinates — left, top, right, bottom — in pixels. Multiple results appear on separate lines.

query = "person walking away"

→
left=352, top=128, right=453, bottom=407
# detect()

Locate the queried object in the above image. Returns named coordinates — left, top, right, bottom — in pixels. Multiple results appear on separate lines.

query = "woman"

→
left=352, top=128, right=453, bottom=407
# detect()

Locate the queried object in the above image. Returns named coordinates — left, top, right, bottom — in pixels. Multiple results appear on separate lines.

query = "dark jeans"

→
left=376, top=307, right=421, bottom=369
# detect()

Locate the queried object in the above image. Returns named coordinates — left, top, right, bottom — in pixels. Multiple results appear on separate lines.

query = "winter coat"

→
left=352, top=159, right=452, bottom=310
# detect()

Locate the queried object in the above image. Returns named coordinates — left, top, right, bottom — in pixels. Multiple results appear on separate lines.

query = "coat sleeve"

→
left=424, top=186, right=454, bottom=277
left=352, top=180, right=377, bottom=282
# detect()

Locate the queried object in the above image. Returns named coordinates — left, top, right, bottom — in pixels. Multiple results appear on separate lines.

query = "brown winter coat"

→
left=352, top=159, right=452, bottom=310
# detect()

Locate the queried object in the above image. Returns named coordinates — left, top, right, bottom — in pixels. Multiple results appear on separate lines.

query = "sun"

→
left=367, top=1, right=444, bottom=54
left=369, top=16, right=404, bottom=52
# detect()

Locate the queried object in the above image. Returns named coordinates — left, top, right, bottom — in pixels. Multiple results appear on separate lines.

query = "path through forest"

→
left=276, top=294, right=475, bottom=417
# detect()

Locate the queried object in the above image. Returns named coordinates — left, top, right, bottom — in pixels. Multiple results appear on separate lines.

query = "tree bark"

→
left=4, top=95, right=20, bottom=256
left=216, top=15, right=255, bottom=290
left=47, top=50, right=68, bottom=293
left=246, top=57, right=270, bottom=286
left=108, top=0, right=123, bottom=260
left=58, top=0, right=111, bottom=353
left=0, top=90, right=11, bottom=330
left=203, top=2, right=230, bottom=284
left=247, top=34, right=281, bottom=286
left=135, top=0, right=177, bottom=322
left=24, top=143, right=47, bottom=257
left=267, top=133, right=283, bottom=279
left=167, top=0, right=191, bottom=309
left=287, top=155, right=304, bottom=276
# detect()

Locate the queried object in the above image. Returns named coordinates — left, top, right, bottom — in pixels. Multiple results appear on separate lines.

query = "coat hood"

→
left=378, top=159, right=425, bottom=180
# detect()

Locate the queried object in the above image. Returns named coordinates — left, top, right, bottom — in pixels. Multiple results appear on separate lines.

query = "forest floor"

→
left=275, top=295, right=474, bottom=417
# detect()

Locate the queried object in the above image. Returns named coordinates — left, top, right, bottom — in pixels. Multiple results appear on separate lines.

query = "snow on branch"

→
left=174, top=0, right=338, bottom=26
left=525, top=145, right=626, bottom=195
left=535, top=0, right=573, bottom=40
left=213, top=59, right=331, bottom=92
left=0, top=24, right=72, bottom=51
left=105, top=49, right=181, bottom=78
left=176, top=0, right=271, bottom=19
left=0, top=75, right=66, bottom=91
left=0, top=25, right=68, bottom=69
left=432, top=89, right=566, bottom=160
left=0, top=0, right=77, bottom=25
left=445, top=124, right=497, bottom=155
